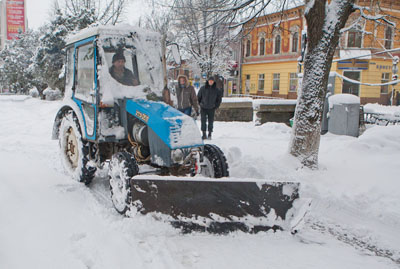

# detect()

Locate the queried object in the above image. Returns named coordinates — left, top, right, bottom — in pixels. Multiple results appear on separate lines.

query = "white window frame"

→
left=274, top=35, right=281, bottom=54
left=289, top=73, right=298, bottom=92
left=273, top=73, right=280, bottom=91
left=259, top=37, right=265, bottom=56
left=347, top=30, right=362, bottom=48
left=381, top=72, right=390, bottom=94
left=245, top=38, right=251, bottom=57
left=258, top=74, right=265, bottom=91
left=289, top=26, right=300, bottom=53
left=245, top=74, right=251, bottom=94
left=258, top=31, right=266, bottom=56
left=384, top=26, right=393, bottom=50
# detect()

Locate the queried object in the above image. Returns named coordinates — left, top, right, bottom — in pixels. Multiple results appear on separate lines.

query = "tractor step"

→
left=129, top=175, right=311, bottom=234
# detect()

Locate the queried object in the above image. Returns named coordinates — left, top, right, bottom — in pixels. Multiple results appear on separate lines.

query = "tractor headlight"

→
left=171, top=149, right=184, bottom=164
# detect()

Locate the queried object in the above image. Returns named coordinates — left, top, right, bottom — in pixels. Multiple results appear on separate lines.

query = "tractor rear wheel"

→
left=59, top=112, right=96, bottom=185
left=200, top=144, right=229, bottom=178
left=109, top=152, right=139, bottom=215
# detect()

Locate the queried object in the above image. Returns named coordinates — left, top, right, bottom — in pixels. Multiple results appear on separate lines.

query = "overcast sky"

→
left=26, top=0, right=148, bottom=29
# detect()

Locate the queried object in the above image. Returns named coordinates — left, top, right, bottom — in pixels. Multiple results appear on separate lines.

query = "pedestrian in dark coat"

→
left=197, top=76, right=222, bottom=140
left=175, top=75, right=199, bottom=116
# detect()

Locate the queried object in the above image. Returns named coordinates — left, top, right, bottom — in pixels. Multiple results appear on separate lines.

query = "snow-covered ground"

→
left=0, top=96, right=399, bottom=269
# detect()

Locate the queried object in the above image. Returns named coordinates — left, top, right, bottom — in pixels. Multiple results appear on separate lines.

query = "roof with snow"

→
left=65, top=24, right=160, bottom=46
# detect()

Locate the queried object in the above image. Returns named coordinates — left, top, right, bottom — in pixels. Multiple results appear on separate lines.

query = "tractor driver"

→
left=109, top=52, right=139, bottom=86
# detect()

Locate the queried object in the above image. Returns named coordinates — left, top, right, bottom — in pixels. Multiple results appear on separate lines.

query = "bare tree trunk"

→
left=161, top=34, right=168, bottom=88
left=289, top=0, right=355, bottom=168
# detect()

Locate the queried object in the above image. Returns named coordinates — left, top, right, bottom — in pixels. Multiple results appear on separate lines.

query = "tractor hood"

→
left=126, top=99, right=203, bottom=149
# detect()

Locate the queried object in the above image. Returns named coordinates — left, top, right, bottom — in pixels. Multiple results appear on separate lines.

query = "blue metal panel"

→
left=126, top=99, right=203, bottom=149
left=71, top=36, right=98, bottom=141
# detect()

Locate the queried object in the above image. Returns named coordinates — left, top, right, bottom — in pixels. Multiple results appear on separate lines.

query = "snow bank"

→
left=364, top=103, right=400, bottom=115
left=0, top=94, right=31, bottom=101
left=253, top=99, right=297, bottom=110
left=222, top=97, right=253, bottom=103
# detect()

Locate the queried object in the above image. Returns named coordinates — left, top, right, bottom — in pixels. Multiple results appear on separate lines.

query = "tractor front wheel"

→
left=109, top=152, right=139, bottom=215
left=59, top=112, right=96, bottom=185
left=200, top=144, right=229, bottom=178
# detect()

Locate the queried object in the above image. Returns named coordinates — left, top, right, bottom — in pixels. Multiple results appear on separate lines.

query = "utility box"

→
left=328, top=94, right=360, bottom=137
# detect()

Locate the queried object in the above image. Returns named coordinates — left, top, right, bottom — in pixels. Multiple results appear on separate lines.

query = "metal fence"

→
left=363, top=111, right=400, bottom=126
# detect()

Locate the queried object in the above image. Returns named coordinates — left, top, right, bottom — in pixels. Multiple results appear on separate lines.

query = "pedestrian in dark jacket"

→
left=175, top=75, right=199, bottom=116
left=197, top=76, right=222, bottom=140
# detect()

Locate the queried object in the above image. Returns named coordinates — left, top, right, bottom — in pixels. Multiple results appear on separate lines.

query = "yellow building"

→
left=240, top=1, right=400, bottom=105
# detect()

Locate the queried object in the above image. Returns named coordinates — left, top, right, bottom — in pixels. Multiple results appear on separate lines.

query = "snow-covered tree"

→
left=288, top=0, right=356, bottom=168
left=34, top=9, right=97, bottom=92
left=0, top=30, right=42, bottom=94
left=173, top=0, right=237, bottom=78
left=55, top=0, right=130, bottom=25
left=141, top=0, right=177, bottom=87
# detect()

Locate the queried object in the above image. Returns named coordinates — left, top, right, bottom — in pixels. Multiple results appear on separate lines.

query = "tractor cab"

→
left=62, top=26, right=164, bottom=141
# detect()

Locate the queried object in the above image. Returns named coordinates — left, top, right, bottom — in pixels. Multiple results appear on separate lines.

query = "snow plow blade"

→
left=129, top=176, right=311, bottom=234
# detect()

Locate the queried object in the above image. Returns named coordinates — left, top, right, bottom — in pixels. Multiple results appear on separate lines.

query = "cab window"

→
left=75, top=43, right=95, bottom=99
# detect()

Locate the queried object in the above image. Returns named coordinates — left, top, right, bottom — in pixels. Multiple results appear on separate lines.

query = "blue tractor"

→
left=52, top=26, right=309, bottom=233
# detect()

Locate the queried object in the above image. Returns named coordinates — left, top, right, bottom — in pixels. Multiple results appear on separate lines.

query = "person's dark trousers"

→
left=200, top=108, right=215, bottom=133
left=179, top=107, right=192, bottom=116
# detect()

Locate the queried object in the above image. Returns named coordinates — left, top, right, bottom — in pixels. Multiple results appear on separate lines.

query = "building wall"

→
left=332, top=58, right=395, bottom=104
left=240, top=2, right=400, bottom=105
left=241, top=61, right=299, bottom=99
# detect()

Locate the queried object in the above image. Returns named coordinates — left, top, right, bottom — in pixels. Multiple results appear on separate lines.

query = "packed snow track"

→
left=1, top=96, right=399, bottom=268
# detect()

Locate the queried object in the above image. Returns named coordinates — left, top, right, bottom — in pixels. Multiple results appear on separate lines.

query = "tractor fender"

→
left=52, top=99, right=86, bottom=140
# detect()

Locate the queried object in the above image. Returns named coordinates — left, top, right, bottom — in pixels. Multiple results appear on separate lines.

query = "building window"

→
left=245, top=40, right=251, bottom=57
left=184, top=69, right=189, bottom=78
left=381, top=72, right=390, bottom=94
left=292, top=32, right=298, bottom=53
left=385, top=27, right=393, bottom=49
left=289, top=73, right=298, bottom=92
left=258, top=74, right=265, bottom=91
left=274, top=35, right=281, bottom=54
left=342, top=71, right=360, bottom=96
left=259, top=38, right=265, bottom=56
left=273, top=73, right=280, bottom=91
left=245, top=74, right=250, bottom=94
left=347, top=30, right=362, bottom=48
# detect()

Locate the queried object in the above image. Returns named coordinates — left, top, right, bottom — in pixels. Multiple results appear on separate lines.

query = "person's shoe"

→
left=202, top=131, right=207, bottom=140
left=208, top=132, right=212, bottom=140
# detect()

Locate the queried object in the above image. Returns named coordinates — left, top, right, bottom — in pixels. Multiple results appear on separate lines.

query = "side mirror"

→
left=170, top=43, right=181, bottom=66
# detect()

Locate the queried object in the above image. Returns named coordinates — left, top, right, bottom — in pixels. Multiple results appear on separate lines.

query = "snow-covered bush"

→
left=0, top=30, right=41, bottom=94
left=29, top=87, right=40, bottom=98
left=43, top=87, right=62, bottom=100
